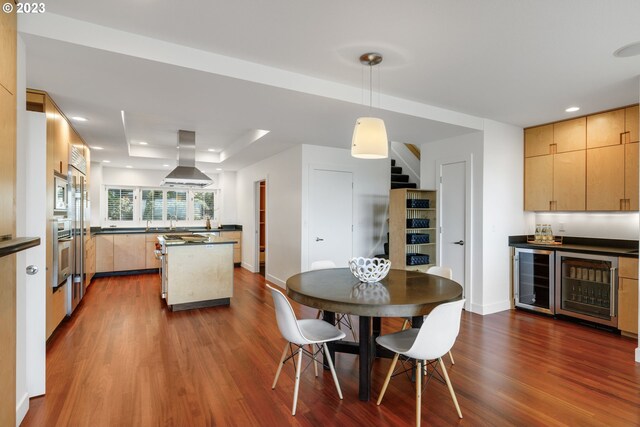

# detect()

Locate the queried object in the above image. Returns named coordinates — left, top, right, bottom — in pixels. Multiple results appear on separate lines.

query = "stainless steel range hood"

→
left=161, top=130, right=213, bottom=188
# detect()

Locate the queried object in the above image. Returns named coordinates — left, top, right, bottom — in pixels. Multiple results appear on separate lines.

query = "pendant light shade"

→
left=351, top=52, right=388, bottom=159
left=351, top=117, right=388, bottom=159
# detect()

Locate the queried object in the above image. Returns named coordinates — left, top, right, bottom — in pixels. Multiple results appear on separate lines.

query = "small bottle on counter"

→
left=534, top=224, right=542, bottom=242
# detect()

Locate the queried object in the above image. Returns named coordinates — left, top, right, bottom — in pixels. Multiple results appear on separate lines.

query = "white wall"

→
left=532, top=212, right=639, bottom=240
left=421, top=131, right=485, bottom=313
left=300, top=145, right=390, bottom=269
left=421, top=121, right=529, bottom=315
left=481, top=120, right=529, bottom=314
left=236, top=145, right=303, bottom=286
left=90, top=166, right=233, bottom=227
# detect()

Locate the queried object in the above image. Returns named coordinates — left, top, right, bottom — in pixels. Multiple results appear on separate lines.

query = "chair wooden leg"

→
left=448, top=351, right=455, bottom=365
left=401, top=319, right=410, bottom=330
left=376, top=352, right=399, bottom=405
left=292, top=348, right=304, bottom=416
left=272, top=343, right=289, bottom=389
left=310, top=345, right=318, bottom=377
left=416, top=360, right=422, bottom=427
left=439, top=358, right=462, bottom=419
left=323, top=343, right=343, bottom=399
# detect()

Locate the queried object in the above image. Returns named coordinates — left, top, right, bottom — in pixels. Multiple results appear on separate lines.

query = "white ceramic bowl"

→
left=348, top=257, right=391, bottom=283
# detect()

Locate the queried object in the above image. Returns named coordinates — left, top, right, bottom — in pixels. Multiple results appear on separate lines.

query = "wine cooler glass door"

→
left=555, top=252, right=618, bottom=327
left=514, top=248, right=554, bottom=314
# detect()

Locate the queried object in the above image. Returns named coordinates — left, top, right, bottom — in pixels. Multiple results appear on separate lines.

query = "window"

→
left=193, top=191, right=215, bottom=220
left=107, top=188, right=134, bottom=221
left=141, top=190, right=164, bottom=221
left=167, top=190, right=187, bottom=220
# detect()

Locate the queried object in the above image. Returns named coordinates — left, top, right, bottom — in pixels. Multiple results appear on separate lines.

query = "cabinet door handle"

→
left=315, top=237, right=324, bottom=242
left=453, top=240, right=464, bottom=246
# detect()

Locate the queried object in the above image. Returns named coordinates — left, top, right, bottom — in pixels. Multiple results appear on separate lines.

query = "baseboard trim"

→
left=266, top=274, right=285, bottom=287
left=16, top=391, right=29, bottom=426
left=470, top=300, right=512, bottom=315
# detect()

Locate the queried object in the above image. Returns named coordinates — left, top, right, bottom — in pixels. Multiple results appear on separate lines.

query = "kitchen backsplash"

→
left=530, top=212, right=639, bottom=240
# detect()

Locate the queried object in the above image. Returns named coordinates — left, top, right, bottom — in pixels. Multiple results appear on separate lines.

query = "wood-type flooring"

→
left=21, top=270, right=640, bottom=426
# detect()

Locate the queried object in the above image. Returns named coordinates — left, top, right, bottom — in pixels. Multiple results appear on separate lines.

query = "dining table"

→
left=285, top=267, right=463, bottom=401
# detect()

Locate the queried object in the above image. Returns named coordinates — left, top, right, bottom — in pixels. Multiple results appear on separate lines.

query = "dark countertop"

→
left=92, top=225, right=242, bottom=235
left=509, top=235, right=638, bottom=258
left=0, top=237, right=40, bottom=258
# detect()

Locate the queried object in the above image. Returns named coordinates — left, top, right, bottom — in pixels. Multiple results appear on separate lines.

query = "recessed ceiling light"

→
left=216, top=168, right=222, bottom=171
left=208, top=148, right=216, bottom=152
left=126, top=165, right=132, bottom=169
left=162, top=164, right=169, bottom=167
left=71, top=116, right=88, bottom=122
left=139, top=141, right=148, bottom=145
left=102, top=160, right=111, bottom=163
left=614, top=41, right=640, bottom=58
left=565, top=106, right=580, bottom=113
left=92, top=146, right=104, bottom=150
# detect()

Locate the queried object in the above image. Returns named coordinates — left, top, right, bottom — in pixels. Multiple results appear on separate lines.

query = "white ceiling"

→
left=18, top=0, right=640, bottom=171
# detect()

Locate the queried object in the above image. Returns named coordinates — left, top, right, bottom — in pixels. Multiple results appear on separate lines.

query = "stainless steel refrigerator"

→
left=68, top=146, right=89, bottom=314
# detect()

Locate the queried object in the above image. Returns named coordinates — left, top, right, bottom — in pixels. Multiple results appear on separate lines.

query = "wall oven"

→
left=513, top=248, right=555, bottom=314
left=554, top=251, right=618, bottom=328
left=52, top=218, right=72, bottom=289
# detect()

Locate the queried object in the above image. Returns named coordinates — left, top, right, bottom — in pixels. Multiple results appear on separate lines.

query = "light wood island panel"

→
left=113, top=234, right=146, bottom=271
left=165, top=241, right=234, bottom=310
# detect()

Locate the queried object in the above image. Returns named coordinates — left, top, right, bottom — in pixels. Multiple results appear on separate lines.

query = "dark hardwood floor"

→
left=21, top=269, right=640, bottom=427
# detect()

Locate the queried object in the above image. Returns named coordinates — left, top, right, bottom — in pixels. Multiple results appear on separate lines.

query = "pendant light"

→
left=351, top=52, right=388, bottom=159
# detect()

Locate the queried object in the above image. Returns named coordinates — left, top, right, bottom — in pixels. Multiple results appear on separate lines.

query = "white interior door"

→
left=308, top=168, right=353, bottom=268
left=440, top=161, right=467, bottom=301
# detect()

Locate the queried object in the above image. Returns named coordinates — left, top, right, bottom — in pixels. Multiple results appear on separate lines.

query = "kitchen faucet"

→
left=146, top=220, right=150, bottom=231
left=169, top=215, right=177, bottom=230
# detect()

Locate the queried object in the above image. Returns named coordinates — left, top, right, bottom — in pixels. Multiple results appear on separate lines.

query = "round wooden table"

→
left=286, top=268, right=463, bottom=401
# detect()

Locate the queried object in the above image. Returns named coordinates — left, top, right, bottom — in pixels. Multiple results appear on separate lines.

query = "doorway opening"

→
left=257, top=180, right=266, bottom=276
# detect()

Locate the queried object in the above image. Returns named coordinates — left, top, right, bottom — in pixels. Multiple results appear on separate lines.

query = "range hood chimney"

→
left=161, top=130, right=213, bottom=188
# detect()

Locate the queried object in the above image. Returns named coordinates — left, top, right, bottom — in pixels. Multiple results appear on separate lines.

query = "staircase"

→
left=391, top=159, right=417, bottom=189
left=379, top=159, right=419, bottom=259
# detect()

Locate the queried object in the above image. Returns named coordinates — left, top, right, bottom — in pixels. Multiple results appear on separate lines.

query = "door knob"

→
left=315, top=237, right=324, bottom=242
left=453, top=240, right=464, bottom=246
left=26, top=265, right=39, bottom=275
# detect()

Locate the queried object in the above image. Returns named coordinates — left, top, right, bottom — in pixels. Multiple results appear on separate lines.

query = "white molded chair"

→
left=402, top=265, right=456, bottom=365
left=267, top=284, right=345, bottom=416
left=377, top=299, right=466, bottom=426
left=310, top=260, right=358, bottom=341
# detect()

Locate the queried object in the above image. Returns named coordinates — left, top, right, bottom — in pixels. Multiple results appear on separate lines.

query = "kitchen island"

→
left=159, top=234, right=236, bottom=311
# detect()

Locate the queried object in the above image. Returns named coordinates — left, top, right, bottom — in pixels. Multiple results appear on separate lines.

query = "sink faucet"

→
left=146, top=220, right=150, bottom=231
left=169, top=215, right=176, bottom=230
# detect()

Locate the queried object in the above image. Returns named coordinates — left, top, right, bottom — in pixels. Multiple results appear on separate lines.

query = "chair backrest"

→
left=310, top=260, right=336, bottom=270
left=266, top=284, right=308, bottom=345
left=404, top=299, right=465, bottom=361
left=427, top=265, right=453, bottom=280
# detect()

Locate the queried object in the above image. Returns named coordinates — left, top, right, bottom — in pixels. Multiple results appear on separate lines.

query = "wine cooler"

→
left=554, top=251, right=618, bottom=327
left=513, top=248, right=555, bottom=314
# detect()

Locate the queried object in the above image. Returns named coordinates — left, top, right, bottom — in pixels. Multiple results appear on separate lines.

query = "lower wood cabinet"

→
left=113, top=234, right=146, bottom=271
left=96, top=234, right=114, bottom=273
left=85, top=235, right=96, bottom=285
left=221, top=230, right=242, bottom=264
left=618, top=257, right=638, bottom=336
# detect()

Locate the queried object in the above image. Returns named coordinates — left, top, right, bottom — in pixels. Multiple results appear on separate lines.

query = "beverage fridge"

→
left=513, top=248, right=555, bottom=314
left=554, top=251, right=618, bottom=328
left=68, top=145, right=89, bottom=314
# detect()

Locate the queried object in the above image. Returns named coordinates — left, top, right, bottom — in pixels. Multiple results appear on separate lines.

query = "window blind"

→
left=107, top=188, right=134, bottom=221
left=167, top=191, right=187, bottom=220
left=141, top=190, right=164, bottom=221
left=193, top=192, right=215, bottom=220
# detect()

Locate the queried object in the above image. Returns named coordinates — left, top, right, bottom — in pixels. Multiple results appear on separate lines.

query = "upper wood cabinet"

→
left=524, top=124, right=553, bottom=157
left=524, top=155, right=553, bottom=211
left=624, top=142, right=638, bottom=211
left=626, top=105, right=639, bottom=144
left=586, top=145, right=625, bottom=211
left=586, top=109, right=625, bottom=148
left=525, top=105, right=638, bottom=211
left=53, top=109, right=70, bottom=175
left=554, top=151, right=585, bottom=210
left=0, top=8, right=16, bottom=95
left=554, top=117, right=586, bottom=153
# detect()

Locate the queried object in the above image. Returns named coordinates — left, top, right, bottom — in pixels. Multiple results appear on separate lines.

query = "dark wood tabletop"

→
left=286, top=268, right=463, bottom=401
left=286, top=268, right=463, bottom=317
